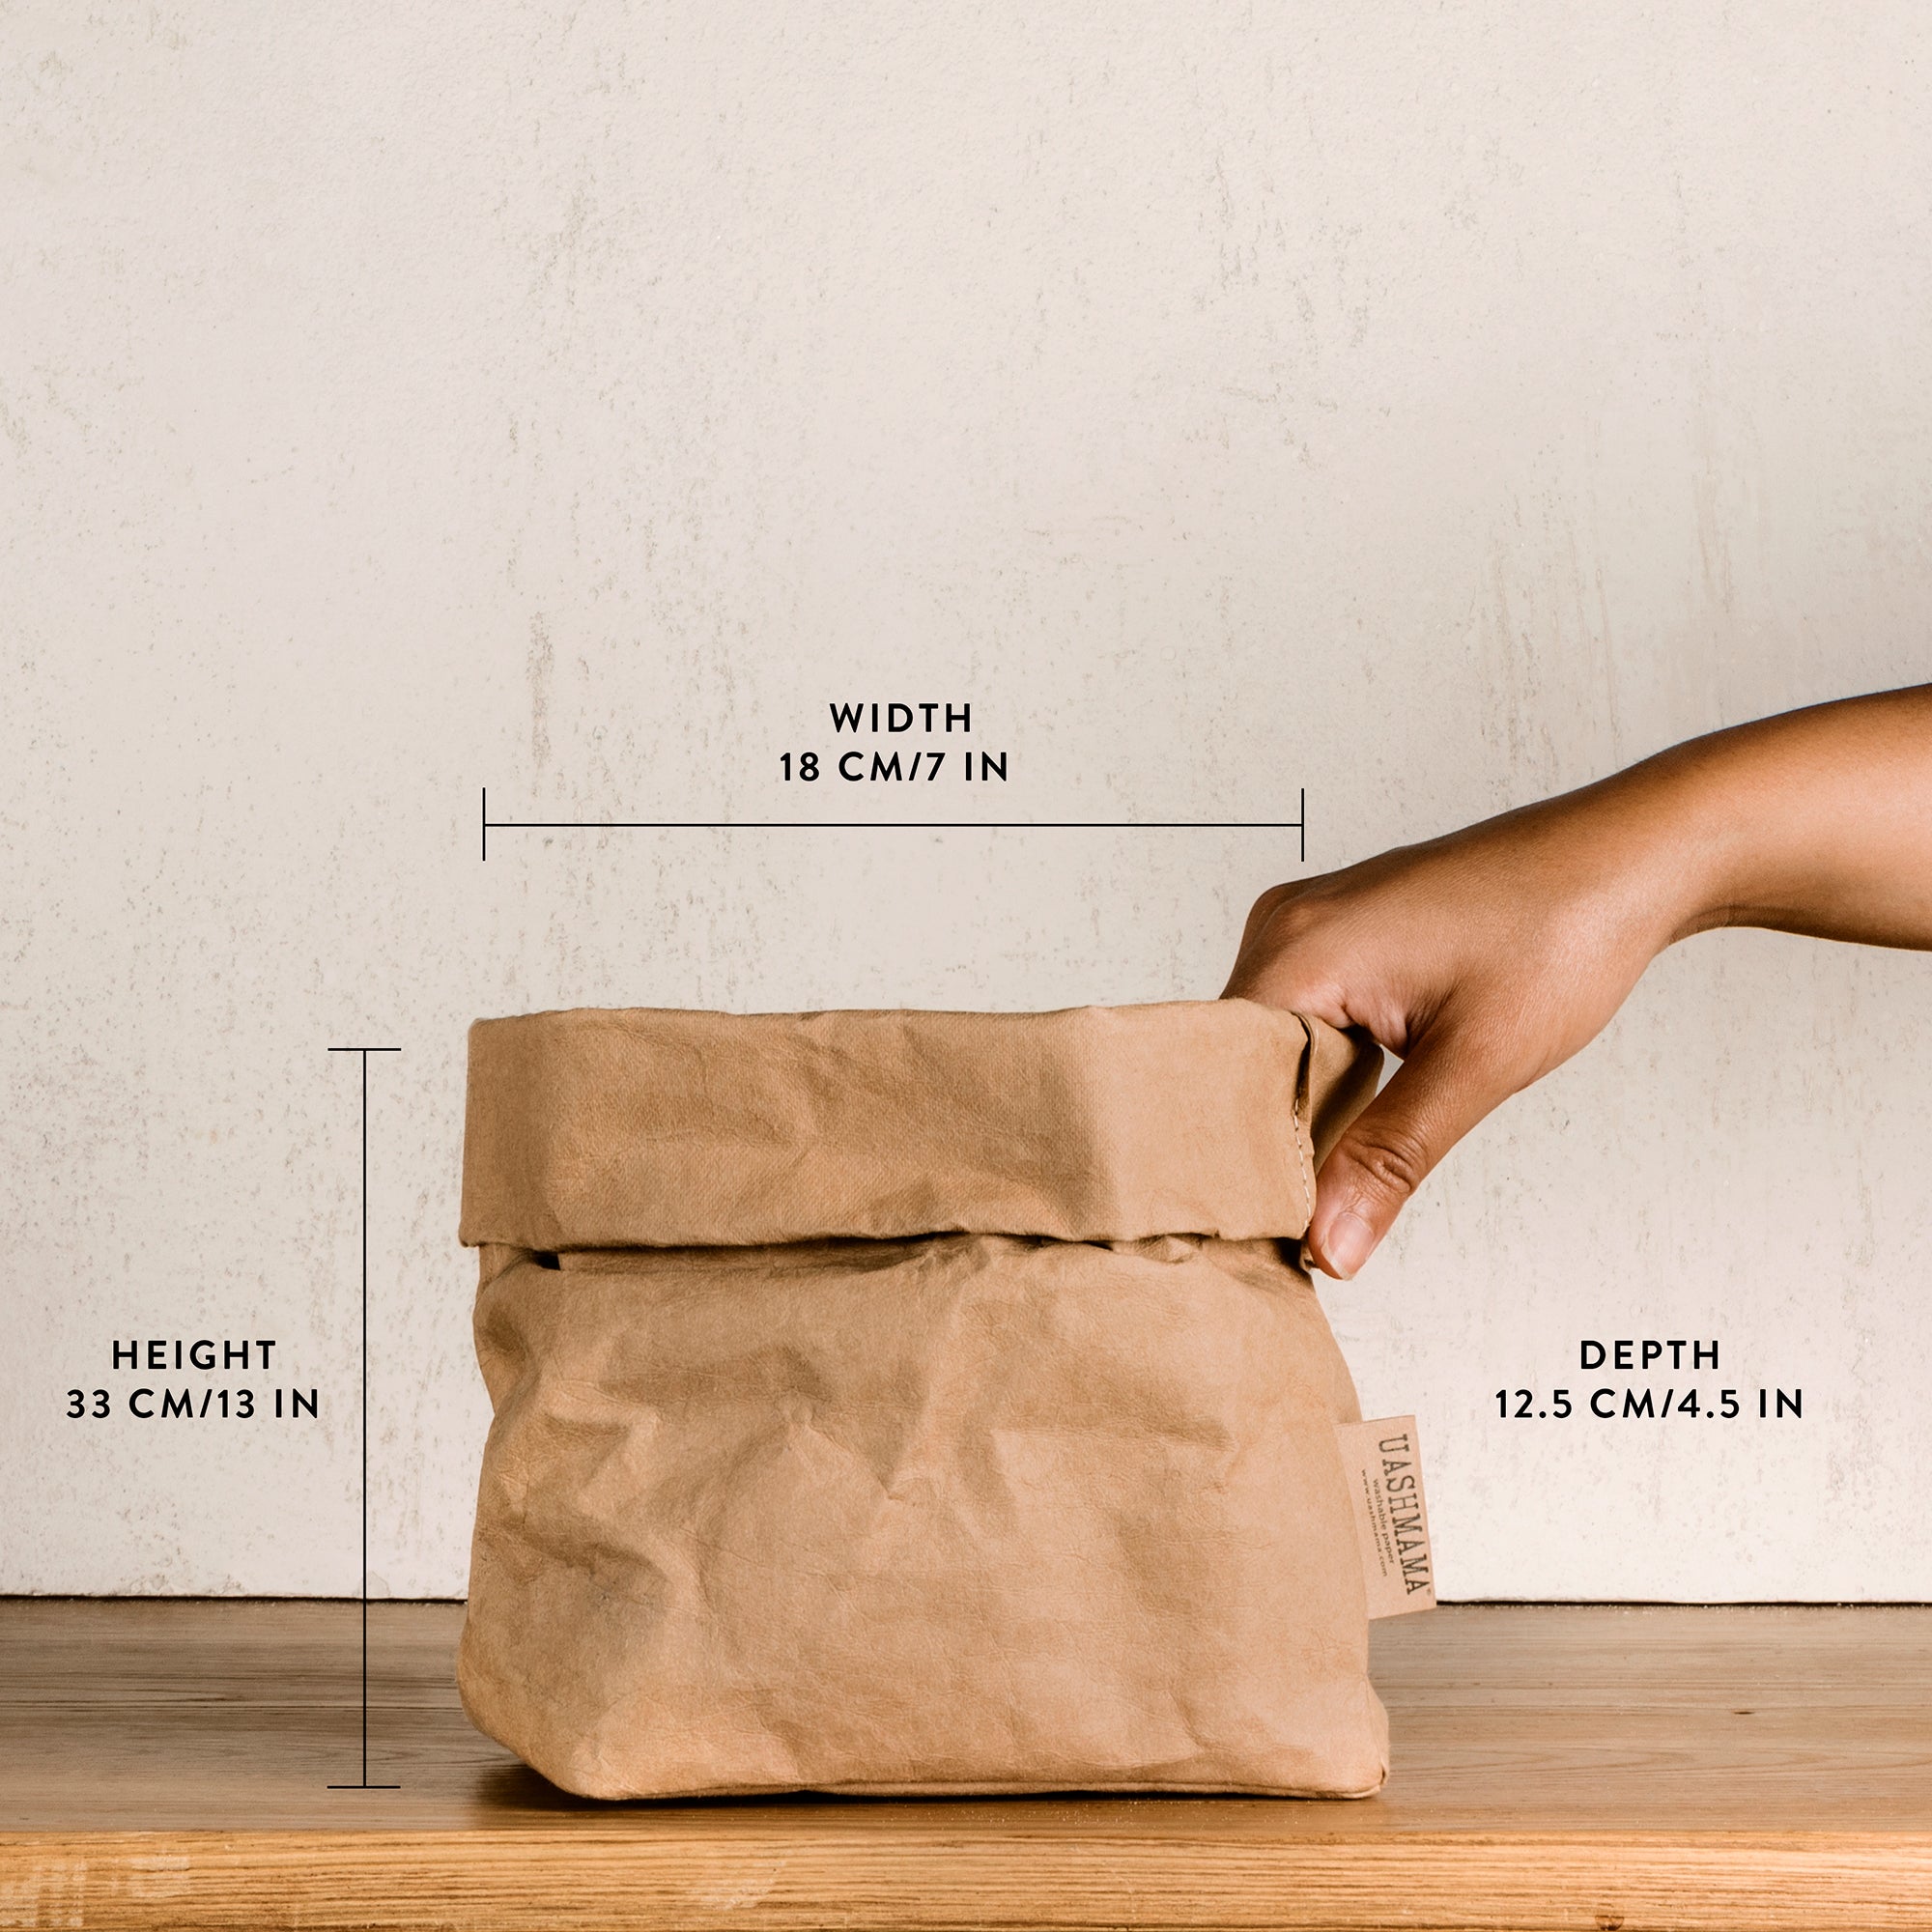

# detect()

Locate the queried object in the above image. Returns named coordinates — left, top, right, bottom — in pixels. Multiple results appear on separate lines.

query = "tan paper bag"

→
left=457, top=1000, right=1389, bottom=1798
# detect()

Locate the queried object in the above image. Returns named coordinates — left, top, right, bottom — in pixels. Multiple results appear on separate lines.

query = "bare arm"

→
left=1225, top=685, right=1932, bottom=1279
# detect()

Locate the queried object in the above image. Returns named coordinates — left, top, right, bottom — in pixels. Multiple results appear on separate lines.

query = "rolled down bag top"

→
left=457, top=999, right=1390, bottom=1799
left=459, top=998, right=1382, bottom=1251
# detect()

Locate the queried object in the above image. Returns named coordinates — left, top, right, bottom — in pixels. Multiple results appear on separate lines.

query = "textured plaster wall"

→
left=3, top=2, right=1929, bottom=1599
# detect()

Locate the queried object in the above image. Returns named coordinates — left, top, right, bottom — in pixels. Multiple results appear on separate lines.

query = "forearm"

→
left=1576, top=686, right=1932, bottom=954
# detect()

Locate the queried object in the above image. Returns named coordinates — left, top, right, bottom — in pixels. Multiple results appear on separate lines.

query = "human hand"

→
left=1225, top=687, right=1932, bottom=1279
left=1225, top=794, right=1688, bottom=1280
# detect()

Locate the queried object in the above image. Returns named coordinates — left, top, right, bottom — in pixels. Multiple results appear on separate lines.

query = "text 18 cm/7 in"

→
left=781, top=750, right=1008, bottom=782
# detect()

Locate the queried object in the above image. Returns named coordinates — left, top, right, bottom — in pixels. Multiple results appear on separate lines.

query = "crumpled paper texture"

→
left=458, top=1000, right=1389, bottom=1798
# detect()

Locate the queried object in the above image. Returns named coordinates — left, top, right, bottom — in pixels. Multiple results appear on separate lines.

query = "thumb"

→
left=1305, top=1031, right=1507, bottom=1280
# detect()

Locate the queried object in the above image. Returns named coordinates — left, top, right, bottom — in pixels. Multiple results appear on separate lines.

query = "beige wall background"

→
left=4, top=1, right=1929, bottom=1599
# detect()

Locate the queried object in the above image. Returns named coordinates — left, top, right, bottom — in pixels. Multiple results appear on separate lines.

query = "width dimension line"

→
left=481, top=788, right=1306, bottom=863
left=326, top=1043, right=403, bottom=1794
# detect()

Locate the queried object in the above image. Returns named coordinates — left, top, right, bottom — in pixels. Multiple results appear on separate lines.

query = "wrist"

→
left=1552, top=751, right=1746, bottom=957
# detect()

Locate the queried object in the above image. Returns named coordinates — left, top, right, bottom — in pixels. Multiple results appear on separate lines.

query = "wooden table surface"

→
left=2, top=1600, right=1928, bottom=1929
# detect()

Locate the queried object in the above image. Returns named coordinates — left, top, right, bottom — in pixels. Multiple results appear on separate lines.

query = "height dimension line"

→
left=326, top=1043, right=403, bottom=1795
left=481, top=788, right=1307, bottom=863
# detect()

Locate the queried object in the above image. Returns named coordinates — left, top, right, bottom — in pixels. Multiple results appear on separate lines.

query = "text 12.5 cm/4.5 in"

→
left=1494, top=1386, right=1804, bottom=1420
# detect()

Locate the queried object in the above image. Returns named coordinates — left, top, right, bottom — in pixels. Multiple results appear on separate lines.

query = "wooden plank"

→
left=2, top=1601, right=1929, bottom=1928
left=4, top=1828, right=1932, bottom=1931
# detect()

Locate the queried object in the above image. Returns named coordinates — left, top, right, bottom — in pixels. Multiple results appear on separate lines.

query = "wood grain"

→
left=3, top=1601, right=1929, bottom=1928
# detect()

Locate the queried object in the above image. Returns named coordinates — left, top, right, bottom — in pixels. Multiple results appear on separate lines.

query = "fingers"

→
left=1226, top=882, right=1356, bottom=1016
left=1305, top=1030, right=1513, bottom=1279
left=1224, top=884, right=1297, bottom=997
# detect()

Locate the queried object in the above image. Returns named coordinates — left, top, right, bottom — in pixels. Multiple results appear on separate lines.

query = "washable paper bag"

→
left=456, top=1000, right=1389, bottom=1798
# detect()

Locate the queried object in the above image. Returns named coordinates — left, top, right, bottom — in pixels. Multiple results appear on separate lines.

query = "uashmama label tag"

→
left=1336, top=1414, right=1436, bottom=1618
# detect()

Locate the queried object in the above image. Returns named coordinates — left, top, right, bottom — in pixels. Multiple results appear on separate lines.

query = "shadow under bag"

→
left=456, top=999, right=1388, bottom=1798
